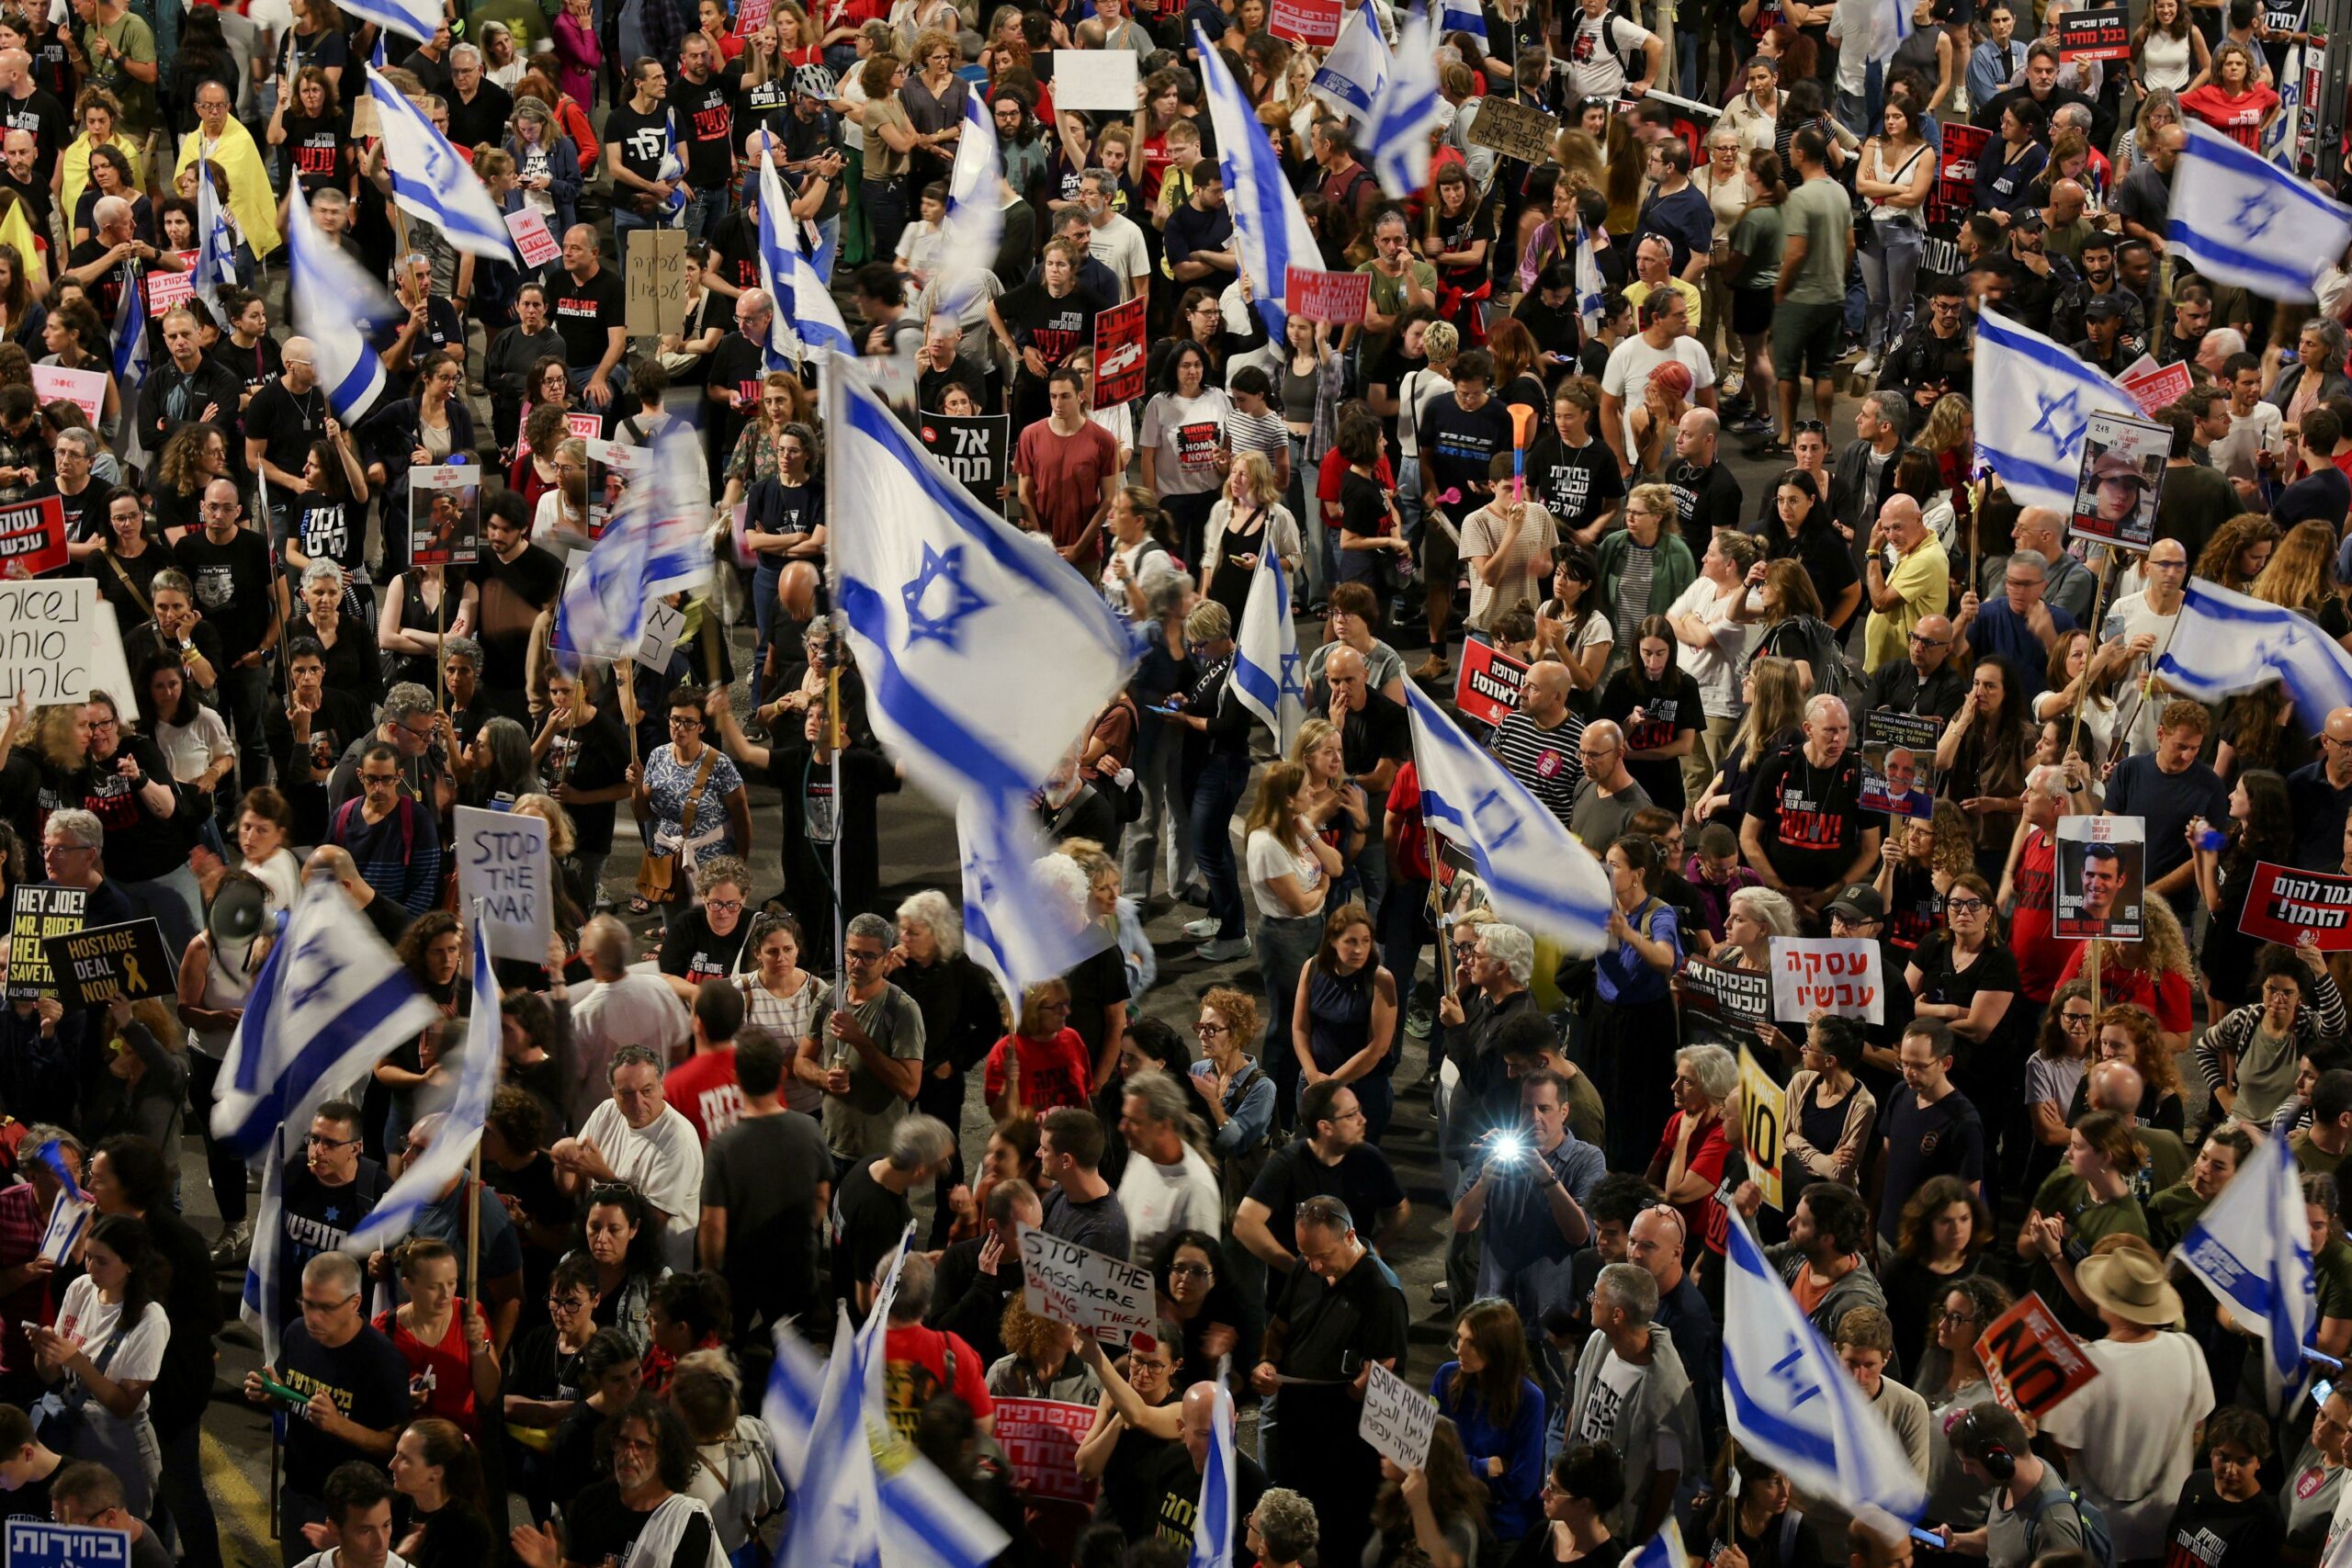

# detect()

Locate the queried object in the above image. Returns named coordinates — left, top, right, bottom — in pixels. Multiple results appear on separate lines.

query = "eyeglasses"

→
left=669, top=716, right=704, bottom=730
left=1169, top=1262, right=1214, bottom=1279
left=1945, top=897, right=1987, bottom=914
left=1908, top=632, right=1949, bottom=647
left=85, top=716, right=116, bottom=729
left=1937, top=1307, right=1977, bottom=1324
left=360, top=772, right=401, bottom=786
left=706, top=898, right=743, bottom=913
left=2060, top=1010, right=2095, bottom=1026
left=1194, top=1021, right=1227, bottom=1037
left=843, top=947, right=885, bottom=965
left=306, top=1134, right=360, bottom=1149
left=587, top=1182, right=638, bottom=1205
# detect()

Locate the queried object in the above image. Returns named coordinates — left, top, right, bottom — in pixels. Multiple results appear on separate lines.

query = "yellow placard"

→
left=1737, top=1043, right=1784, bottom=1211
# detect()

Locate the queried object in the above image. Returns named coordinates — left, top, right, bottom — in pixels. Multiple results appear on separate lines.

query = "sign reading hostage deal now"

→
left=2241, top=862, right=2352, bottom=950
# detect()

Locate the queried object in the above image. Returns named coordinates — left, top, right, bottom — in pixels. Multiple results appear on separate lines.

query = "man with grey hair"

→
left=62, top=192, right=179, bottom=319
left=443, top=40, right=512, bottom=149
left=1565, top=1259, right=1700, bottom=1540
left=325, top=682, right=451, bottom=815
left=174, top=473, right=277, bottom=793
left=878, top=1247, right=1000, bottom=1437
left=1741, top=694, right=1881, bottom=921
left=40, top=807, right=133, bottom=925
left=1438, top=919, right=1542, bottom=1297
left=812, top=910, right=925, bottom=1171
left=1117, top=1066, right=1222, bottom=1268
left=565, top=915, right=691, bottom=1129
left=1988, top=507, right=2096, bottom=626
left=831, top=1112, right=955, bottom=1319
left=1829, top=389, right=1917, bottom=557
left=554, top=1041, right=705, bottom=1269
left=1080, top=167, right=1150, bottom=301
left=1956, top=545, right=2074, bottom=702
left=243, top=1250, right=411, bottom=1544
left=50, top=424, right=110, bottom=559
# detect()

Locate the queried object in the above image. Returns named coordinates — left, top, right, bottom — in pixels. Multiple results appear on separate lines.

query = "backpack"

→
left=2020, top=1480, right=2117, bottom=1568
left=331, top=792, right=417, bottom=859
left=1773, top=614, right=1860, bottom=707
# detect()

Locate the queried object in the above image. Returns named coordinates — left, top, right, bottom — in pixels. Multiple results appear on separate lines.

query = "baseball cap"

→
left=1826, top=885, right=1886, bottom=922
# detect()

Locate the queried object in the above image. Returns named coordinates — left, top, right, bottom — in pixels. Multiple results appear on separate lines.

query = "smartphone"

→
left=2319, top=1379, right=2338, bottom=1405
left=1909, top=1529, right=1947, bottom=1549
left=1145, top=703, right=1182, bottom=716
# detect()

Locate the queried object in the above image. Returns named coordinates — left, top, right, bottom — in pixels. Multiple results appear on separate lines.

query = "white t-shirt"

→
left=1600, top=333, right=1716, bottom=463
left=1566, top=9, right=1654, bottom=102
left=2211, top=401, right=2285, bottom=481
left=579, top=1100, right=707, bottom=1272
left=2038, top=1332, right=2214, bottom=1561
left=294, top=1552, right=412, bottom=1568
left=52, top=1277, right=169, bottom=1402
left=1397, top=367, right=1455, bottom=461
left=1664, top=576, right=1753, bottom=718
left=1245, top=827, right=1325, bottom=919
left=1087, top=214, right=1152, bottom=300
left=1140, top=389, right=1236, bottom=498
left=2099, top=591, right=2180, bottom=758
left=154, top=705, right=233, bottom=785
left=1114, top=1143, right=1223, bottom=1267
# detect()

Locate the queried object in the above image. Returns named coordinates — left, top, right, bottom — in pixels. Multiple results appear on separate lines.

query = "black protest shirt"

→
left=547, top=264, right=627, bottom=368
left=1666, top=456, right=1743, bottom=568
left=604, top=99, right=674, bottom=188
left=172, top=526, right=275, bottom=659
left=1525, top=432, right=1624, bottom=536
left=1600, top=668, right=1705, bottom=810
left=543, top=708, right=629, bottom=855
left=1744, top=737, right=1870, bottom=892
left=296, top=491, right=366, bottom=584
left=659, top=906, right=748, bottom=989
left=667, top=70, right=737, bottom=189
left=999, top=280, right=1106, bottom=373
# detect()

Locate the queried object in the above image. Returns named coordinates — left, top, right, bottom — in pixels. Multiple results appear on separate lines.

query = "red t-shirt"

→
left=982, top=1028, right=1093, bottom=1113
left=2178, top=82, right=2281, bottom=150
left=2007, top=829, right=2081, bottom=1004
left=663, top=1047, right=741, bottom=1145
left=883, top=1323, right=993, bottom=1439
left=1386, top=761, right=1433, bottom=880
left=1650, top=1111, right=1730, bottom=1254
left=374, top=1299, right=482, bottom=1437
left=1015, top=417, right=1122, bottom=559
left=2053, top=944, right=2195, bottom=1032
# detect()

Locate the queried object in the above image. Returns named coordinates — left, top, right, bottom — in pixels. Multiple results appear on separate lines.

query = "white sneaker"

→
left=1182, top=916, right=1219, bottom=940
left=1853, top=352, right=1879, bottom=378
left=1194, top=935, right=1252, bottom=963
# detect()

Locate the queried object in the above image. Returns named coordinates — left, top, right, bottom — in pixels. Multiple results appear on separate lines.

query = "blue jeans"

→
left=569, top=362, right=631, bottom=419
left=812, top=213, right=842, bottom=285
left=1188, top=751, right=1251, bottom=942
left=685, top=182, right=732, bottom=243
left=1860, top=222, right=1924, bottom=356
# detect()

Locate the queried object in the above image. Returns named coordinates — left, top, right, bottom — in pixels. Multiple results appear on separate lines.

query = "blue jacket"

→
left=1432, top=1366, right=1548, bottom=1542
left=502, top=135, right=582, bottom=237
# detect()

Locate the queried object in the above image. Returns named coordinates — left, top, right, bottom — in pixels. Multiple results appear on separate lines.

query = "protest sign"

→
left=5, top=886, right=85, bottom=1001
left=1454, top=638, right=1531, bottom=728
left=1677, top=962, right=1773, bottom=1049
left=409, top=463, right=481, bottom=567
left=1930, top=123, right=1989, bottom=225
left=625, top=226, right=689, bottom=338
left=919, top=412, right=1012, bottom=515
left=1092, top=298, right=1149, bottom=406
left=42, top=919, right=175, bottom=1008
left=736, top=0, right=771, bottom=28
left=1770, top=938, right=1884, bottom=1023
left=1019, top=1223, right=1155, bottom=1346
left=637, top=601, right=687, bottom=672
left=2057, top=6, right=2130, bottom=59
left=586, top=439, right=643, bottom=538
left=2240, top=863, right=2352, bottom=949
left=28, top=365, right=103, bottom=426
left=1271, top=0, right=1343, bottom=39
left=2068, top=411, right=2169, bottom=552
left=1284, top=266, right=1372, bottom=324
left=1466, top=97, right=1561, bottom=163
left=0, top=496, right=65, bottom=579
left=2119, top=357, right=2194, bottom=420
left=1737, top=1043, right=1785, bottom=1211
left=88, top=603, right=132, bottom=716
left=1860, top=709, right=1941, bottom=817
left=506, top=208, right=561, bottom=268
left=0, top=579, right=99, bottom=705
left=567, top=412, right=605, bottom=443
left=993, top=1398, right=1098, bottom=1505
left=2055, top=815, right=2144, bottom=941
left=6, top=1520, right=130, bottom=1568
left=1976, top=1292, right=2102, bottom=1416
left=145, top=253, right=199, bottom=312
left=455, top=806, right=553, bottom=963
left=1360, top=1360, right=1440, bottom=1472
left=1053, top=49, right=1140, bottom=111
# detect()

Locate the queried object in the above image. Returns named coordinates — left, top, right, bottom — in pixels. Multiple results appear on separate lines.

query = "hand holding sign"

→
left=1360, top=1361, right=1439, bottom=1472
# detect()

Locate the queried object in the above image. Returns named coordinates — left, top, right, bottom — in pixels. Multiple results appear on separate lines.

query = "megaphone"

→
left=206, top=877, right=268, bottom=949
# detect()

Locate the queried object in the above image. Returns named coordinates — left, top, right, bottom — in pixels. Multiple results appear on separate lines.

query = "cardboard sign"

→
left=2119, top=357, right=2194, bottom=420
left=1359, top=1359, right=1439, bottom=1472
left=5, top=886, right=85, bottom=1001
left=505, top=208, right=560, bottom=268
left=455, top=805, right=553, bottom=963
left=1677, top=961, right=1773, bottom=1049
left=409, top=462, right=481, bottom=567
left=41, top=919, right=175, bottom=1007
left=4, top=1517, right=127, bottom=1568
left=2240, top=862, right=2352, bottom=950
left=918, top=412, right=1011, bottom=515
left=1453, top=637, right=1530, bottom=727
left=0, top=579, right=100, bottom=705
left=29, top=365, right=103, bottom=426
left=2068, top=410, right=2169, bottom=553
left=636, top=600, right=687, bottom=672
left=993, top=1397, right=1098, bottom=1505
left=2055, top=814, right=2144, bottom=941
left=1269, top=0, right=1343, bottom=43
left=1091, top=298, right=1148, bottom=406
left=2056, top=6, right=2130, bottom=60
left=1930, top=122, right=1989, bottom=226
left=1053, top=48, right=1140, bottom=112
left=1860, top=708, right=1941, bottom=818
left=351, top=92, right=379, bottom=140
left=1465, top=98, right=1561, bottom=164
left=1018, top=1223, right=1154, bottom=1346
left=144, top=252, right=200, bottom=313
left=0, top=496, right=65, bottom=579
left=585, top=439, right=643, bottom=539
left=1770, top=937, right=1884, bottom=1023
left=36, top=1190, right=89, bottom=1267
left=1975, top=1292, right=2102, bottom=1416
left=1283, top=265, right=1371, bottom=324
left=625, top=226, right=689, bottom=338
left=1737, top=1043, right=1784, bottom=1212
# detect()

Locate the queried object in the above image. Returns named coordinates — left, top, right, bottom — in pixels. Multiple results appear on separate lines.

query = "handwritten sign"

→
left=1283, top=265, right=1371, bottom=324
left=1018, top=1223, right=1154, bottom=1346
left=0, top=496, right=65, bottom=579
left=6, top=1519, right=130, bottom=1568
left=455, top=805, right=551, bottom=963
left=1091, top=298, right=1148, bottom=406
left=2241, top=862, right=2352, bottom=950
left=1465, top=97, right=1561, bottom=164
left=42, top=919, right=175, bottom=1008
left=1737, top=1043, right=1784, bottom=1211
left=1975, top=1292, right=2102, bottom=1416
left=1770, top=937, right=1883, bottom=1023
left=506, top=208, right=561, bottom=268
left=2056, top=6, right=2130, bottom=60
left=1359, top=1359, right=1439, bottom=1471
left=29, top=364, right=103, bottom=426
left=351, top=92, right=379, bottom=140
left=1453, top=637, right=1530, bottom=728
left=6, top=885, right=85, bottom=1001
left=637, top=601, right=686, bottom=672
left=1053, top=48, right=1140, bottom=112
left=0, top=580, right=98, bottom=706
left=993, top=1398, right=1098, bottom=1504
left=1270, top=0, right=1343, bottom=42
left=625, top=226, right=689, bottom=338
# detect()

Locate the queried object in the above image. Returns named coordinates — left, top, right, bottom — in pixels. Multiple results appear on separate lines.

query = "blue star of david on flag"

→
left=1974, top=309, right=2139, bottom=512
left=2236, top=190, right=2282, bottom=241
left=2031, top=389, right=2088, bottom=458
left=900, top=543, right=989, bottom=650
left=2168, top=119, right=2352, bottom=302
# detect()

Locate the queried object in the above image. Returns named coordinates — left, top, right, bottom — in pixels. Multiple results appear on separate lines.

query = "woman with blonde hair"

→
left=1706, top=884, right=1800, bottom=973
left=1186, top=985, right=1277, bottom=1210
left=1200, top=450, right=1302, bottom=624
left=1289, top=716, right=1366, bottom=904
left=1597, top=484, right=1697, bottom=660
left=2251, top=518, right=2343, bottom=622
left=1693, top=656, right=1805, bottom=829
left=2117, top=86, right=2183, bottom=177
left=2056, top=902, right=2199, bottom=1072
left=1243, top=761, right=1342, bottom=1127
left=983, top=977, right=1091, bottom=1122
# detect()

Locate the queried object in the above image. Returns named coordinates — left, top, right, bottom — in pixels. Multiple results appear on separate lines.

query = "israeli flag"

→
left=1233, top=541, right=1304, bottom=750
left=1437, top=0, right=1487, bottom=45
left=759, top=149, right=856, bottom=364
left=1724, top=1218, right=1928, bottom=1533
left=365, top=65, right=513, bottom=261
left=2175, top=1128, right=2318, bottom=1413
left=2154, top=576, right=2352, bottom=719
left=340, top=914, right=500, bottom=1258
left=1368, top=6, right=1442, bottom=197
left=555, top=427, right=711, bottom=657
left=957, top=794, right=1114, bottom=998
left=1574, top=218, right=1608, bottom=331
left=824, top=358, right=1137, bottom=809
left=1973, top=309, right=2136, bottom=513
left=777, top=1309, right=888, bottom=1568
left=937, top=90, right=1004, bottom=313
left=1193, top=20, right=1324, bottom=339
left=109, top=258, right=147, bottom=393
left=2167, top=120, right=2352, bottom=301
left=1311, top=0, right=1392, bottom=120
left=1402, top=682, right=1613, bottom=952
left=1185, top=1378, right=1238, bottom=1568
left=191, top=164, right=238, bottom=320
left=286, top=186, right=392, bottom=420
left=338, top=0, right=438, bottom=49
left=1624, top=1520, right=1692, bottom=1568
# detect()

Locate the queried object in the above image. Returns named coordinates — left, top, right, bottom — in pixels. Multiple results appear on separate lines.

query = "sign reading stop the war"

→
left=455, top=806, right=552, bottom=963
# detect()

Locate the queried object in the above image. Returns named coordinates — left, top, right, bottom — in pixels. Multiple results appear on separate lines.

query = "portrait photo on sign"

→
left=587, top=439, right=644, bottom=538
left=2068, top=411, right=2170, bottom=551
left=1859, top=709, right=1942, bottom=817
left=2054, top=814, right=2145, bottom=940
left=408, top=465, right=481, bottom=568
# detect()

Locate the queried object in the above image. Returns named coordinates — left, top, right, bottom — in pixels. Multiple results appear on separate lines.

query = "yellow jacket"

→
left=175, top=120, right=280, bottom=261
left=57, top=132, right=141, bottom=231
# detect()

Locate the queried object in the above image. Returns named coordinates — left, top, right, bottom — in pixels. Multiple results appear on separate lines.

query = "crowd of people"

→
left=6, top=0, right=2352, bottom=1564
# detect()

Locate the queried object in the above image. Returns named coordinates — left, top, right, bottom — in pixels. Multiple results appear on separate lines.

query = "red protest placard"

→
left=505, top=209, right=561, bottom=269
left=145, top=253, right=200, bottom=314
left=1453, top=637, right=1530, bottom=728
left=2240, top=862, right=2352, bottom=950
left=1931, top=123, right=1988, bottom=226
left=2119, top=359, right=2193, bottom=419
left=1269, top=0, right=1342, bottom=43
left=1974, top=1292, right=2101, bottom=1416
left=1092, top=298, right=1148, bottom=406
left=566, top=412, right=605, bottom=442
left=993, top=1398, right=1098, bottom=1506
left=0, top=496, right=63, bottom=579
left=1284, top=265, right=1372, bottom=325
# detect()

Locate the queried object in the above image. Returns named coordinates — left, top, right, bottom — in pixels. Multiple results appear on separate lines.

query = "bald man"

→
left=1666, top=406, right=1743, bottom=569
left=0, top=50, right=62, bottom=192
left=2288, top=707, right=2352, bottom=868
left=545, top=221, right=628, bottom=410
left=1860, top=494, right=1950, bottom=673
left=1491, top=660, right=1587, bottom=830
left=1571, top=717, right=1651, bottom=853
left=246, top=335, right=333, bottom=494
left=1129, top=1380, right=1268, bottom=1548
left=2086, top=1061, right=2188, bottom=1190
left=1986, top=507, right=2098, bottom=625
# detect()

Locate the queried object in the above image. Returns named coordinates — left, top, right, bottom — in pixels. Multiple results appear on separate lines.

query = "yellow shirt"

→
left=175, top=120, right=280, bottom=261
left=1862, top=534, right=1952, bottom=673
left=1623, top=276, right=1703, bottom=333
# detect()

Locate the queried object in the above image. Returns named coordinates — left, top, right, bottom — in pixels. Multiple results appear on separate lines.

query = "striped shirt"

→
left=1488, top=711, right=1588, bottom=829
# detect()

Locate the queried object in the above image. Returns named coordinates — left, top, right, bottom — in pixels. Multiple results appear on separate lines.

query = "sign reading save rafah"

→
left=40, top=919, right=176, bottom=1007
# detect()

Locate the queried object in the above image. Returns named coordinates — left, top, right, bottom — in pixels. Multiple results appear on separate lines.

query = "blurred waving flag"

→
left=2175, top=1128, right=2318, bottom=1414
left=1973, top=309, right=2135, bottom=513
left=759, top=146, right=856, bottom=364
left=1185, top=1378, right=1239, bottom=1568
left=286, top=185, right=394, bottom=420
left=1193, top=20, right=1323, bottom=339
left=1311, top=0, right=1392, bottom=120
left=1368, top=6, right=1443, bottom=198
left=110, top=258, right=148, bottom=395
left=2155, top=576, right=2352, bottom=717
left=1436, top=0, right=1487, bottom=44
left=1623, top=1520, right=1693, bottom=1568
left=337, top=0, right=438, bottom=47
left=956, top=794, right=1114, bottom=998
left=1233, top=541, right=1304, bottom=750
left=2167, top=119, right=2352, bottom=301
left=366, top=65, right=512, bottom=260
left=191, top=162, right=239, bottom=320
left=937, top=92, right=1004, bottom=313
left=556, top=423, right=711, bottom=660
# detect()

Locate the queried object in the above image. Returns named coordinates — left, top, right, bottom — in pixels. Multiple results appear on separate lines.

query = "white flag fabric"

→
left=1623, top=1519, right=1693, bottom=1568
left=759, top=150, right=856, bottom=363
left=1184, top=1379, right=1239, bottom=1568
left=334, top=0, right=438, bottom=46
left=2154, top=576, right=2352, bottom=719
left=1973, top=308, right=2137, bottom=513
left=1311, top=0, right=1392, bottom=119
left=192, top=162, right=238, bottom=320
left=1232, top=543, right=1305, bottom=750
left=1368, top=6, right=1442, bottom=198
left=1193, top=21, right=1323, bottom=339
left=286, top=186, right=392, bottom=420
left=956, top=794, right=1114, bottom=999
left=2174, top=1129, right=2318, bottom=1413
left=1724, top=1218, right=1929, bottom=1532
left=825, top=359, right=1137, bottom=808
left=1402, top=682, right=1612, bottom=952
left=554, top=424, right=712, bottom=658
left=2166, top=120, right=2352, bottom=301
left=365, top=65, right=513, bottom=260
left=937, top=91, right=1004, bottom=312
